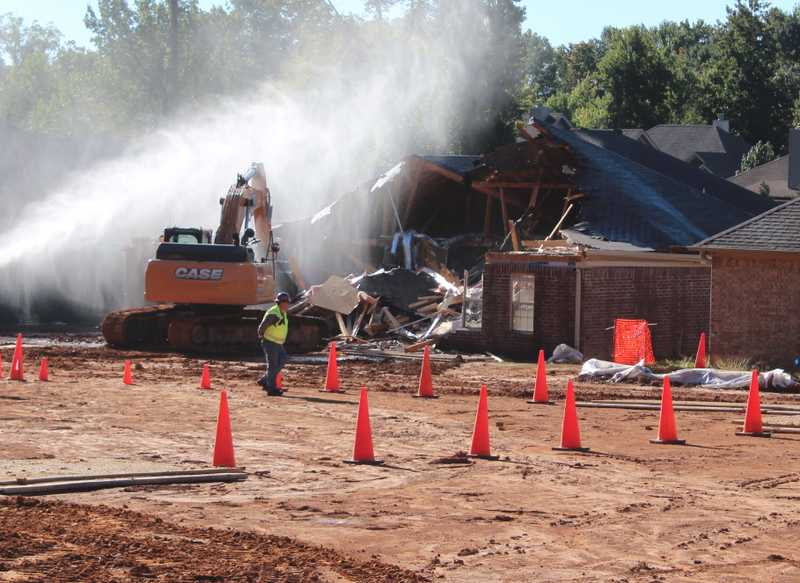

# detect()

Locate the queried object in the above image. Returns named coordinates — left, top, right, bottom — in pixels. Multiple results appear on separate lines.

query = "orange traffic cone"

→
left=320, top=342, right=345, bottom=393
left=736, top=370, right=771, bottom=437
left=527, top=349, right=554, bottom=404
left=694, top=333, right=706, bottom=368
left=468, top=385, right=500, bottom=459
left=212, top=390, right=237, bottom=467
left=10, top=333, right=23, bottom=381
left=552, top=380, right=590, bottom=451
left=198, top=364, right=213, bottom=389
left=650, top=376, right=685, bottom=444
left=413, top=346, right=439, bottom=398
left=122, top=360, right=134, bottom=385
left=344, top=387, right=384, bottom=464
left=276, top=371, right=282, bottom=389
left=37, top=358, right=50, bottom=382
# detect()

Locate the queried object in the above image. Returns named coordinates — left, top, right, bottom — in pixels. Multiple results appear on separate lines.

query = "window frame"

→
left=510, top=274, right=535, bottom=333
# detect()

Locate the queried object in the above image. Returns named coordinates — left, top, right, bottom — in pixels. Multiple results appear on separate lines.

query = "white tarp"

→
left=578, top=358, right=797, bottom=390
left=547, top=343, right=584, bottom=364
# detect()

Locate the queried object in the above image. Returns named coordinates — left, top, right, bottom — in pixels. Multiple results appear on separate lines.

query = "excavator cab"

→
left=162, top=227, right=212, bottom=244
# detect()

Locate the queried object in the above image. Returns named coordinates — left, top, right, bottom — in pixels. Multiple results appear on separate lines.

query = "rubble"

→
left=283, top=266, right=473, bottom=355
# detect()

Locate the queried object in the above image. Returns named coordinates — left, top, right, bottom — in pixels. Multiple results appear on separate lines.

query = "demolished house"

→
left=277, top=119, right=778, bottom=360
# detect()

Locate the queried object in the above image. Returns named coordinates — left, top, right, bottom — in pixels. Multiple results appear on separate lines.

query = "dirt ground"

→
left=1, top=333, right=800, bottom=582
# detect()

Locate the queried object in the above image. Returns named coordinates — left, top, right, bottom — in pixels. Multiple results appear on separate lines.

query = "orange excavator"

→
left=102, top=163, right=327, bottom=353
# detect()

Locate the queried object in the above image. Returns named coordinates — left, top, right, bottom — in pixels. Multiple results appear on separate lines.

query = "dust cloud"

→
left=0, top=2, right=513, bottom=323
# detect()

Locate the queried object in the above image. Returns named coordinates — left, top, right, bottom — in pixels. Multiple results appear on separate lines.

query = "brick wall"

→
left=580, top=266, right=710, bottom=361
left=444, top=261, right=710, bottom=362
left=442, top=263, right=575, bottom=361
left=710, top=254, right=800, bottom=366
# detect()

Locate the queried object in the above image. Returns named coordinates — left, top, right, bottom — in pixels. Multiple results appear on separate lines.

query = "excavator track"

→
left=101, top=305, right=177, bottom=348
left=167, top=310, right=264, bottom=353
left=103, top=305, right=328, bottom=354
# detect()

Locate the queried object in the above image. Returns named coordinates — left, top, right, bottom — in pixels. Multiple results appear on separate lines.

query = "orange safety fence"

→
left=613, top=319, right=655, bottom=365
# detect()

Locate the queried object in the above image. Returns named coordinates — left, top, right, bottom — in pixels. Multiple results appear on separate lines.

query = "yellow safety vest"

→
left=261, top=304, right=288, bottom=344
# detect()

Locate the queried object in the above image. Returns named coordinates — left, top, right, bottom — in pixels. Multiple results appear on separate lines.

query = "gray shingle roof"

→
left=728, top=155, right=797, bottom=201
left=420, top=155, right=479, bottom=176
left=571, top=129, right=777, bottom=216
left=646, top=125, right=752, bottom=178
left=694, top=197, right=800, bottom=252
left=536, top=124, right=762, bottom=250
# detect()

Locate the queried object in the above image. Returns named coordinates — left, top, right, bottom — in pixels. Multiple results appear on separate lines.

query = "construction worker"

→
left=257, top=292, right=291, bottom=396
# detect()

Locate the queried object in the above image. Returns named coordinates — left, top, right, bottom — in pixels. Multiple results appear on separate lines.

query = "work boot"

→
left=257, top=376, right=269, bottom=389
left=265, top=389, right=284, bottom=396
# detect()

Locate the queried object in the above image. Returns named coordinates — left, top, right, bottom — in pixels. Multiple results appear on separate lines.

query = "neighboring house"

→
left=646, top=117, right=752, bottom=179
left=620, top=128, right=659, bottom=148
left=527, top=106, right=575, bottom=131
left=729, top=155, right=797, bottom=202
left=691, top=198, right=800, bottom=368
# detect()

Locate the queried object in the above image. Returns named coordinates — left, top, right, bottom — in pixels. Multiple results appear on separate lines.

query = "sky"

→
left=4, top=0, right=799, bottom=50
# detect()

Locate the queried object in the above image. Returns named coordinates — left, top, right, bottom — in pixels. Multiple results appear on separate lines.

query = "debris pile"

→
left=284, top=267, right=477, bottom=353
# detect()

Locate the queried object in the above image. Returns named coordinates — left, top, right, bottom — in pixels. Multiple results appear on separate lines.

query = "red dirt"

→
left=1, top=333, right=800, bottom=582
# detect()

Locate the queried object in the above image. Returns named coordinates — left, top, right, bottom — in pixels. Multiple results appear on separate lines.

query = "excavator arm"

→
left=214, top=162, right=273, bottom=248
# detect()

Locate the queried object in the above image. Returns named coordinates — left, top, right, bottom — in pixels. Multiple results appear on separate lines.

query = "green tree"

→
left=650, top=19, right=713, bottom=124
left=698, top=0, right=794, bottom=149
left=519, top=30, right=556, bottom=100
left=547, top=41, right=602, bottom=96
left=427, top=0, right=527, bottom=154
left=0, top=14, right=68, bottom=132
left=598, top=25, right=674, bottom=129
left=364, top=0, right=401, bottom=22
left=737, top=140, right=777, bottom=174
left=546, top=77, right=610, bottom=128
left=0, top=13, right=62, bottom=67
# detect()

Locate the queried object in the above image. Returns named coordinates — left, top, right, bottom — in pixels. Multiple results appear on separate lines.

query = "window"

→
left=511, top=275, right=535, bottom=332
left=464, top=276, right=483, bottom=329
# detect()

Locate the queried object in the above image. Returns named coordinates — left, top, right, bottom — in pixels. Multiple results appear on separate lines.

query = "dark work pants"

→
left=260, top=339, right=287, bottom=390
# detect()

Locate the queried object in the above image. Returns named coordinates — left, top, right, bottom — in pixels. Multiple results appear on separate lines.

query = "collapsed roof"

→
left=277, top=120, right=778, bottom=288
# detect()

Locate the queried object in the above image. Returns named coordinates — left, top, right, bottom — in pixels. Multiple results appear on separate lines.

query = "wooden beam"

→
left=528, top=181, right=541, bottom=209
left=408, top=155, right=527, bottom=211
left=334, top=312, right=349, bottom=336
left=508, top=220, right=519, bottom=251
left=522, top=240, right=585, bottom=249
left=404, top=339, right=436, bottom=353
left=500, top=188, right=509, bottom=234
left=402, top=168, right=423, bottom=229
left=562, top=187, right=573, bottom=216
left=545, top=203, right=574, bottom=241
